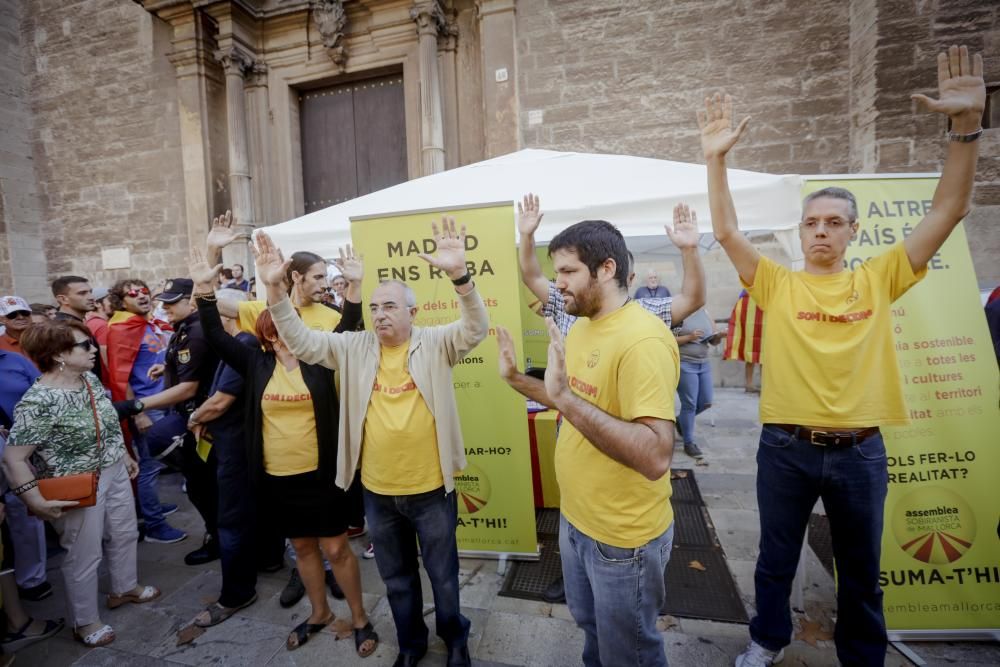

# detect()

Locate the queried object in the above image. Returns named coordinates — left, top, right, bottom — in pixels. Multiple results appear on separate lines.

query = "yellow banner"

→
left=804, top=177, right=1000, bottom=632
left=350, top=203, right=538, bottom=556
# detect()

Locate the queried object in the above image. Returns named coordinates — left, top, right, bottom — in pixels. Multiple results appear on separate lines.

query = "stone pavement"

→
left=14, top=388, right=1000, bottom=666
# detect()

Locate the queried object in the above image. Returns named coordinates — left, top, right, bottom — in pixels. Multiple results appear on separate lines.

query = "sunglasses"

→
left=5, top=311, right=30, bottom=320
left=125, top=287, right=150, bottom=298
left=72, top=340, right=97, bottom=351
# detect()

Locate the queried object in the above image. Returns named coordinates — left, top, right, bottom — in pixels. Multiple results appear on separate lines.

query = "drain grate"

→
left=498, top=533, right=562, bottom=601
left=663, top=546, right=748, bottom=623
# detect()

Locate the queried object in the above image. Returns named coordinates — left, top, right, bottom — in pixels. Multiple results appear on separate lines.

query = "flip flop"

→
left=353, top=621, right=379, bottom=658
left=73, top=624, right=115, bottom=648
left=1, top=617, right=65, bottom=651
left=286, top=613, right=334, bottom=651
left=107, top=585, right=161, bottom=609
left=194, top=595, right=258, bottom=628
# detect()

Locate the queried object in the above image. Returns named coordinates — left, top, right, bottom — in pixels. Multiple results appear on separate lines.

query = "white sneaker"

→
left=735, top=641, right=784, bottom=667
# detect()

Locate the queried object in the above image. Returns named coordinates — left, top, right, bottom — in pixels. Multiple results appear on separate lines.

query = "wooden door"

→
left=299, top=73, right=407, bottom=214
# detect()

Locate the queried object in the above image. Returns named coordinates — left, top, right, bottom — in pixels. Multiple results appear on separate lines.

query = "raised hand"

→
left=697, top=93, right=750, bottom=160
left=250, top=231, right=291, bottom=288
left=496, top=326, right=520, bottom=381
left=517, top=194, right=544, bottom=238
left=417, top=216, right=468, bottom=280
left=188, top=246, right=223, bottom=290
left=207, top=210, right=240, bottom=251
left=543, top=317, right=570, bottom=405
left=666, top=203, right=700, bottom=250
left=333, top=244, right=364, bottom=284
left=912, top=45, right=985, bottom=131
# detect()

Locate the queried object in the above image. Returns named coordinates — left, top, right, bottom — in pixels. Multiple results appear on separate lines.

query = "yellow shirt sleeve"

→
left=864, top=243, right=928, bottom=303
left=616, top=336, right=677, bottom=422
left=741, top=255, right=785, bottom=310
left=237, top=300, right=267, bottom=334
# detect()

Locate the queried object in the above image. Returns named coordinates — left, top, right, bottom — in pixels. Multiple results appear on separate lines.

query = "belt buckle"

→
left=809, top=430, right=829, bottom=447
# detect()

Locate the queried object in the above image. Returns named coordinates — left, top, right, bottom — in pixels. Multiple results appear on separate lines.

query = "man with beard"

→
left=138, top=279, right=222, bottom=566
left=51, top=275, right=103, bottom=380
left=497, top=218, right=678, bottom=667
left=106, top=279, right=186, bottom=544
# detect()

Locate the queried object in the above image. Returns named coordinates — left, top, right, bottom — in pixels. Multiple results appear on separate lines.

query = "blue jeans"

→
left=560, top=515, right=674, bottom=667
left=677, top=360, right=713, bottom=445
left=751, top=425, right=888, bottom=666
left=212, top=429, right=258, bottom=607
left=363, top=487, right=470, bottom=656
left=132, top=409, right=168, bottom=531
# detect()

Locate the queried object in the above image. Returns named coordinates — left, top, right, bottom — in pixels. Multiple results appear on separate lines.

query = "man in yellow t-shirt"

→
left=499, top=217, right=680, bottom=667
left=699, top=46, right=986, bottom=667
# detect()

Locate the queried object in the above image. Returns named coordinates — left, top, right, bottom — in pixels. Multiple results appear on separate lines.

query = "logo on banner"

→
left=891, top=487, right=976, bottom=564
left=455, top=464, right=492, bottom=515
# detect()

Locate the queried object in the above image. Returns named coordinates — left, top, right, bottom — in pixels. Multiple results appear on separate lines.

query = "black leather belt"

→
left=772, top=424, right=880, bottom=448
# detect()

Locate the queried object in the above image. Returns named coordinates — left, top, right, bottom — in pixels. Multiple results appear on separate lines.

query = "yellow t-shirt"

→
left=745, top=243, right=926, bottom=427
left=555, top=302, right=678, bottom=549
left=238, top=300, right=341, bottom=335
left=362, top=342, right=444, bottom=495
left=261, top=363, right=319, bottom=475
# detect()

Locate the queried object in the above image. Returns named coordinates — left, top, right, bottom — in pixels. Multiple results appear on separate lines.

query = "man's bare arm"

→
left=904, top=46, right=985, bottom=270
left=517, top=194, right=551, bottom=305
left=662, top=203, right=706, bottom=323
left=699, top=94, right=760, bottom=285
left=496, top=326, right=557, bottom=409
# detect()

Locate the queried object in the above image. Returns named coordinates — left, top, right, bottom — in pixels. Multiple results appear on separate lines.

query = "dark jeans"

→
left=212, top=430, right=263, bottom=608
left=751, top=424, right=889, bottom=666
left=363, top=487, right=470, bottom=657
left=146, top=411, right=218, bottom=539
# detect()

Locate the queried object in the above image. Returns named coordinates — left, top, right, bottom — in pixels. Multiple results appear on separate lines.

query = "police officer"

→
left=139, top=278, right=222, bottom=566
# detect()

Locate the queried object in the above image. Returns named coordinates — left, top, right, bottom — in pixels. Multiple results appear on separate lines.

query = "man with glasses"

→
left=0, top=297, right=33, bottom=358
left=698, top=46, right=986, bottom=667
left=259, top=219, right=488, bottom=667
left=106, top=279, right=186, bottom=545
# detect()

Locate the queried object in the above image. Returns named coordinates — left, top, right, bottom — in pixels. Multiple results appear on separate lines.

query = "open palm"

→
left=912, top=46, right=985, bottom=121
left=207, top=210, right=240, bottom=249
left=666, top=204, right=700, bottom=250
left=251, top=232, right=290, bottom=287
left=698, top=93, right=750, bottom=160
left=333, top=244, right=364, bottom=283
left=188, top=248, right=222, bottom=287
left=517, top=194, right=543, bottom=237
left=418, top=216, right=468, bottom=279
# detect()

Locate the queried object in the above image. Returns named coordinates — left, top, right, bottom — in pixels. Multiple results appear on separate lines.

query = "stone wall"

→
left=0, top=0, right=47, bottom=301
left=20, top=0, right=187, bottom=293
left=516, top=0, right=1000, bottom=289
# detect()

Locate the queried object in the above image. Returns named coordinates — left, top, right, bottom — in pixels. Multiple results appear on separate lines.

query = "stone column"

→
left=439, top=3, right=460, bottom=170
left=245, top=62, right=272, bottom=235
left=215, top=46, right=257, bottom=268
left=411, top=1, right=446, bottom=175
left=476, top=0, right=518, bottom=158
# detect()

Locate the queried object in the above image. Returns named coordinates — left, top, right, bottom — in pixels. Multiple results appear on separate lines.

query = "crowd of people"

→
left=0, top=45, right=986, bottom=667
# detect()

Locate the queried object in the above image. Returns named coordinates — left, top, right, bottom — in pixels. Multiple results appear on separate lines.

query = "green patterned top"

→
left=7, top=372, right=126, bottom=478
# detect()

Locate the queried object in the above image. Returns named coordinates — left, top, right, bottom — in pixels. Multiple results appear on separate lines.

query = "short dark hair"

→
left=51, top=275, right=90, bottom=297
left=548, top=220, right=630, bottom=290
left=802, top=187, right=858, bottom=222
left=21, top=319, right=92, bottom=373
left=286, top=251, right=326, bottom=295
left=29, top=302, right=53, bottom=315
left=232, top=264, right=244, bottom=271
left=109, top=278, right=150, bottom=312
left=222, top=268, right=234, bottom=280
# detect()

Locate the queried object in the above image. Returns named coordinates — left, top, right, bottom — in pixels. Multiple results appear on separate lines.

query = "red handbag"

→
left=36, top=378, right=103, bottom=509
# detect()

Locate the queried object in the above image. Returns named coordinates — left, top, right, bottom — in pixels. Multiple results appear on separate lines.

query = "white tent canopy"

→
left=262, top=149, right=803, bottom=260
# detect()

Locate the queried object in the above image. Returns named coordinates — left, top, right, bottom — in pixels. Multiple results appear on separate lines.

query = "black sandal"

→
left=353, top=621, right=379, bottom=658
left=286, top=614, right=333, bottom=650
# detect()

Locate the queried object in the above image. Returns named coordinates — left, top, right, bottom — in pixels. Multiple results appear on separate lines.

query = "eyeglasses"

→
left=125, top=287, right=150, bottom=298
left=72, top=340, right=96, bottom=351
left=799, top=219, right=852, bottom=231
left=369, top=302, right=403, bottom=315
left=5, top=312, right=30, bottom=320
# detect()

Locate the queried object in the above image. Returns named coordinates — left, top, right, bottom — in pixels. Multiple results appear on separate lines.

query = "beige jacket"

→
left=269, top=288, right=489, bottom=492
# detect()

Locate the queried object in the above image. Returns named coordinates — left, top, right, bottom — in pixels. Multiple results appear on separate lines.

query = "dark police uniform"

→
left=146, top=309, right=221, bottom=550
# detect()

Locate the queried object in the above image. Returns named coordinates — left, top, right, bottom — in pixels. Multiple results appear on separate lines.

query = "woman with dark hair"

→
left=1, top=320, right=158, bottom=648
left=188, top=251, right=378, bottom=656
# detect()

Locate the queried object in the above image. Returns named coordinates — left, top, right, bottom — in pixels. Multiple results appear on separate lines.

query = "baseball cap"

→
left=155, top=278, right=194, bottom=304
left=0, top=296, right=32, bottom=317
left=92, top=286, right=109, bottom=301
